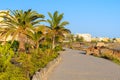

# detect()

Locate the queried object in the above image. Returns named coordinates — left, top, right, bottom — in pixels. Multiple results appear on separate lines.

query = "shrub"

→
left=0, top=64, right=28, bottom=80
left=0, top=43, right=59, bottom=80
left=17, top=53, right=35, bottom=78
left=31, top=49, right=59, bottom=71
left=101, top=53, right=120, bottom=65
left=54, top=45, right=63, bottom=52
left=8, top=40, right=19, bottom=52
left=0, top=43, right=28, bottom=80
left=0, top=43, right=14, bottom=72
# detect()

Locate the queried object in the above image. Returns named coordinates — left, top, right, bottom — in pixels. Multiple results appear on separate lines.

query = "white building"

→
left=75, top=33, right=92, bottom=42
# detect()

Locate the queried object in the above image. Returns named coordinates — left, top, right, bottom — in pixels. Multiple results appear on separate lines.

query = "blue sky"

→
left=0, top=0, right=120, bottom=38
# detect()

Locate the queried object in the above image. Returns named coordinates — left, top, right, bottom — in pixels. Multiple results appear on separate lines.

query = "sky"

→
left=0, top=0, right=120, bottom=38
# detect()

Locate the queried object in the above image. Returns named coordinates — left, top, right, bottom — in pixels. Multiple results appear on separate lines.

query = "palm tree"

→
left=27, top=25, right=50, bottom=50
left=0, top=9, right=45, bottom=52
left=47, top=11, right=70, bottom=49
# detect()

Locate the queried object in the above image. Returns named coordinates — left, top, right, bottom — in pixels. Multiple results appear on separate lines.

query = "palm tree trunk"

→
left=18, top=33, right=26, bottom=52
left=52, top=35, right=55, bottom=49
left=36, top=41, right=39, bottom=50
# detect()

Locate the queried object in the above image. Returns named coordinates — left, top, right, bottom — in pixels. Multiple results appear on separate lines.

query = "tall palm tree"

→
left=0, top=9, right=45, bottom=52
left=47, top=11, right=70, bottom=49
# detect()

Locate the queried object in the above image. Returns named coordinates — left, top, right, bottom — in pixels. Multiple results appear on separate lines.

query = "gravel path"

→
left=48, top=48, right=120, bottom=80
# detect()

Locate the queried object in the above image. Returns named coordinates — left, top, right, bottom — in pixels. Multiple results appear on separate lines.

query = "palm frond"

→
left=47, top=19, right=53, bottom=27
left=48, top=12, right=53, bottom=19
left=31, top=20, right=46, bottom=25
left=59, top=21, right=69, bottom=27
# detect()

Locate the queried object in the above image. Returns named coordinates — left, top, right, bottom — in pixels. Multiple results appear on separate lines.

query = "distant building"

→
left=74, top=33, right=92, bottom=42
left=98, top=37, right=110, bottom=42
left=92, top=37, right=110, bottom=42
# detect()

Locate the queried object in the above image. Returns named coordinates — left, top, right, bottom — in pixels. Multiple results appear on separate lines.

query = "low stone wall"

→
left=85, top=46, right=120, bottom=58
left=101, top=48, right=120, bottom=58
left=85, top=46, right=101, bottom=56
left=32, top=55, right=61, bottom=80
left=100, top=48, right=113, bottom=55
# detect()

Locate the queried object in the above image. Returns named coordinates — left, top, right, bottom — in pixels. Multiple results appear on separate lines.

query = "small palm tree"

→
left=0, top=9, right=45, bottom=52
left=47, top=11, right=70, bottom=49
left=27, top=25, right=50, bottom=50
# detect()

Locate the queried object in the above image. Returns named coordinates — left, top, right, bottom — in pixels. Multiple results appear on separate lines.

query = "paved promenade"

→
left=48, top=48, right=120, bottom=80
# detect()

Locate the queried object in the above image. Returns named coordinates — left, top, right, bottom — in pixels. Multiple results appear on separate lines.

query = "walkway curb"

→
left=32, top=54, right=62, bottom=80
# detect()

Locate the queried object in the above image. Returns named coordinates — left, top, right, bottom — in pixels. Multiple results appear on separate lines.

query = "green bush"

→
left=8, top=40, right=19, bottom=52
left=0, top=43, right=14, bottom=72
left=39, top=44, right=51, bottom=51
left=17, top=53, right=35, bottom=78
left=31, top=49, right=59, bottom=71
left=54, top=45, right=63, bottom=52
left=0, top=64, right=28, bottom=80
left=0, top=43, right=28, bottom=80
left=0, top=43, right=59, bottom=80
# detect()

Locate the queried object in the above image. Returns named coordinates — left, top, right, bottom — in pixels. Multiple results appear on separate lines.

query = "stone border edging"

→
left=32, top=54, right=61, bottom=80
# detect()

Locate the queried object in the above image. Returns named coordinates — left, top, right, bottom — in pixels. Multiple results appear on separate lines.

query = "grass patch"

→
left=101, top=53, right=120, bottom=65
